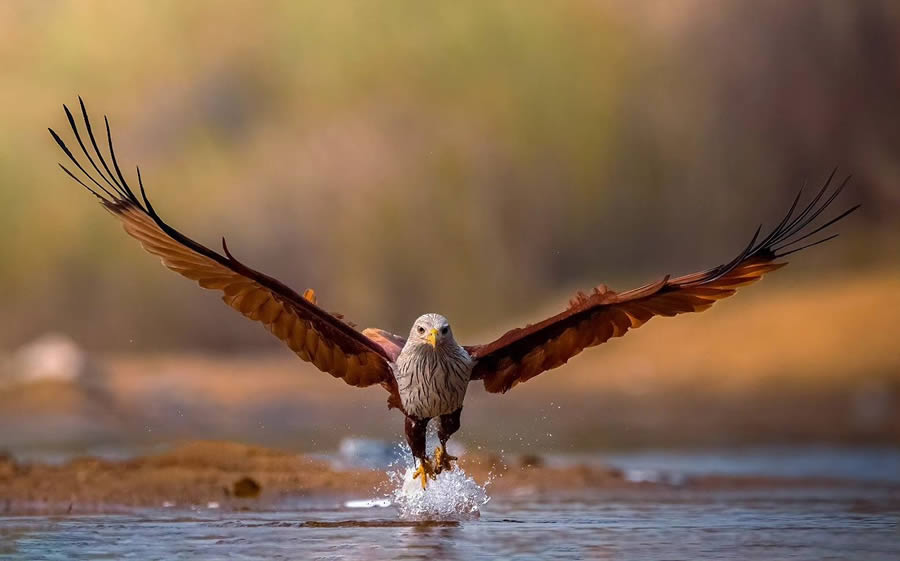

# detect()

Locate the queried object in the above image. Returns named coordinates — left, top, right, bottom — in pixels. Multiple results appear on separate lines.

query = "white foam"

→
left=344, top=499, right=392, bottom=509
left=385, top=450, right=491, bottom=519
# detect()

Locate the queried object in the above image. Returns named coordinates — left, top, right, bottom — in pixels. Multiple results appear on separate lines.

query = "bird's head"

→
left=409, top=313, right=454, bottom=350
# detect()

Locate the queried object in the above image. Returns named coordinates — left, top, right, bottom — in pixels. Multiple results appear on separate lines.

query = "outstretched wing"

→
left=50, top=98, right=394, bottom=389
left=467, top=172, right=859, bottom=393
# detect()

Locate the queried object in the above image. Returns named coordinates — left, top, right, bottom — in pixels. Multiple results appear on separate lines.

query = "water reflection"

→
left=1, top=487, right=898, bottom=560
left=394, top=525, right=461, bottom=561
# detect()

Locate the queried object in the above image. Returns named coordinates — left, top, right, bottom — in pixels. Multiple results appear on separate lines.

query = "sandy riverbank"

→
left=0, top=440, right=884, bottom=515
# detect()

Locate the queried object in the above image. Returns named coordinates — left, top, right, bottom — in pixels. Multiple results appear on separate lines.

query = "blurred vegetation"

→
left=0, top=1, right=897, bottom=351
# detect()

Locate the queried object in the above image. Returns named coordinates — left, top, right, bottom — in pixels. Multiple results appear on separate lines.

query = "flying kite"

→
left=51, top=99, right=858, bottom=488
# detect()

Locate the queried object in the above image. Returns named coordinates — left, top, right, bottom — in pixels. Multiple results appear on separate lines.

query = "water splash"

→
left=383, top=442, right=491, bottom=519
left=387, top=465, right=490, bottom=519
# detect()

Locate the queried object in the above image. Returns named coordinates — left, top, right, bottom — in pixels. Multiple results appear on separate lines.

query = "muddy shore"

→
left=0, top=441, right=884, bottom=515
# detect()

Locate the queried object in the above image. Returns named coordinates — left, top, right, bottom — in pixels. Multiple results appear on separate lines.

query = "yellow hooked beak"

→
left=426, top=328, right=438, bottom=347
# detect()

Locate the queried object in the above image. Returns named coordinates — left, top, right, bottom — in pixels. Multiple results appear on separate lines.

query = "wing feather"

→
left=51, top=98, right=396, bottom=389
left=467, top=174, right=858, bottom=393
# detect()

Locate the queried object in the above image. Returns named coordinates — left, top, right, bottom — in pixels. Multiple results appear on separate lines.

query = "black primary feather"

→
left=680, top=169, right=858, bottom=287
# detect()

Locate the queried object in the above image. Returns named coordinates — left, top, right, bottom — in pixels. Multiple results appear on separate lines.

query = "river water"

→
left=1, top=448, right=898, bottom=560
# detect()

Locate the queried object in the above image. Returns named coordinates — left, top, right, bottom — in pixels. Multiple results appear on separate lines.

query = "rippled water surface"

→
left=3, top=448, right=900, bottom=560
left=2, top=487, right=898, bottom=561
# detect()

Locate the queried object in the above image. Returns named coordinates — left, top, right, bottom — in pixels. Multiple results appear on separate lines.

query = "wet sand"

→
left=0, top=441, right=880, bottom=515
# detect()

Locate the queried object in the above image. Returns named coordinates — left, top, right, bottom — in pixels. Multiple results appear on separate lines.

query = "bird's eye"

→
left=417, top=326, right=425, bottom=334
left=441, top=326, right=449, bottom=335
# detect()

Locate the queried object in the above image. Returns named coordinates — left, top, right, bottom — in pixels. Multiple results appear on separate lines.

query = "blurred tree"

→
left=0, top=1, right=894, bottom=351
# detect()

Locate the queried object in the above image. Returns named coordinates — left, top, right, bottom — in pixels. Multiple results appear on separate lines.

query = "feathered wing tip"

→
left=49, top=97, right=137, bottom=207
left=763, top=168, right=860, bottom=258
left=682, top=169, right=860, bottom=287
left=49, top=97, right=239, bottom=269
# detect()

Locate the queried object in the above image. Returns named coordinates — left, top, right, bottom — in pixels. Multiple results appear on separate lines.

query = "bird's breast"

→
left=395, top=346, right=472, bottom=419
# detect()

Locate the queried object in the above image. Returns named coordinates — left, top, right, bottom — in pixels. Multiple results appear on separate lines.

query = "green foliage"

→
left=0, top=1, right=894, bottom=349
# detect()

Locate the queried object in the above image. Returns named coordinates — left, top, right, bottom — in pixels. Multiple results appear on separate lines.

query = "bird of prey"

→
left=50, top=99, right=858, bottom=489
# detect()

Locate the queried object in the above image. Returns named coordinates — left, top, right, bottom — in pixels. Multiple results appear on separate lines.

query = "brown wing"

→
left=467, top=172, right=859, bottom=393
left=50, top=98, right=394, bottom=389
left=361, top=328, right=406, bottom=362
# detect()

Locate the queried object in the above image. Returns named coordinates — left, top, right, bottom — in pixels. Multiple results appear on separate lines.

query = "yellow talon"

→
left=434, top=446, right=458, bottom=474
left=413, top=458, right=436, bottom=489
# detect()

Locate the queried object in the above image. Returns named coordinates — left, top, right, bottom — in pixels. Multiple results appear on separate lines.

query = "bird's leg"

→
left=435, top=408, right=462, bottom=474
left=413, top=459, right=436, bottom=489
left=405, top=415, right=434, bottom=489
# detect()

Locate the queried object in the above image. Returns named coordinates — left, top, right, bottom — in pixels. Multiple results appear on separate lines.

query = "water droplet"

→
left=385, top=442, right=490, bottom=519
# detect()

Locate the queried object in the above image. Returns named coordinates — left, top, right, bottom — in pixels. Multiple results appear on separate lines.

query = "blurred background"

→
left=0, top=1, right=897, bottom=460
